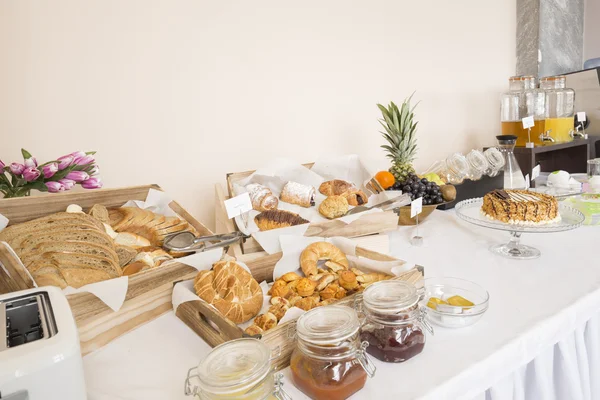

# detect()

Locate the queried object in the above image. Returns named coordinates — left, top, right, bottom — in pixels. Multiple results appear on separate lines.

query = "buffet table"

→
left=83, top=210, right=600, bottom=400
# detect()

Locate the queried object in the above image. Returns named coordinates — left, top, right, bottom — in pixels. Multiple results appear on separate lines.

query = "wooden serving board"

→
left=216, top=162, right=398, bottom=258
left=0, top=185, right=214, bottom=355
left=175, top=246, right=423, bottom=371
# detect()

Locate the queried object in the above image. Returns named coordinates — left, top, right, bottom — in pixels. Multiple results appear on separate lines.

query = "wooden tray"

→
left=215, top=163, right=398, bottom=262
left=0, top=185, right=214, bottom=355
left=175, top=246, right=423, bottom=371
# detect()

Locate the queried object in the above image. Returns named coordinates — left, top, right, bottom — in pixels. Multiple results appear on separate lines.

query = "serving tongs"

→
left=344, top=193, right=412, bottom=216
left=163, top=231, right=248, bottom=253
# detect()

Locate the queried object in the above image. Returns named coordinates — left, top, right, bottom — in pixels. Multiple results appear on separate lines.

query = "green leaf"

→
left=38, top=160, right=59, bottom=167
left=25, top=181, right=47, bottom=191
left=21, top=148, right=32, bottom=159
left=85, top=151, right=97, bottom=155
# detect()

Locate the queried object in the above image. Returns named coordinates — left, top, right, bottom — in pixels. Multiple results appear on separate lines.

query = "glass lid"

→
left=466, top=150, right=489, bottom=172
left=197, top=338, right=271, bottom=394
left=296, top=305, right=359, bottom=345
left=363, top=280, right=419, bottom=313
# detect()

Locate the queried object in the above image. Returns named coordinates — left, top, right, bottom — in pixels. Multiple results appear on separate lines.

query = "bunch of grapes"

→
left=390, top=173, right=444, bottom=205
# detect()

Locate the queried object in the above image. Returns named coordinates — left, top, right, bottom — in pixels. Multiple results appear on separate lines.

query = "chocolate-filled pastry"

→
left=344, top=189, right=369, bottom=206
left=280, top=181, right=316, bottom=207
left=245, top=183, right=279, bottom=212
left=318, top=195, right=349, bottom=219
left=319, top=179, right=355, bottom=196
left=254, top=209, right=309, bottom=231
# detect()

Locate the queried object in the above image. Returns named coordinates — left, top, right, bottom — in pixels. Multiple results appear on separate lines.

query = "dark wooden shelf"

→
left=513, top=138, right=589, bottom=154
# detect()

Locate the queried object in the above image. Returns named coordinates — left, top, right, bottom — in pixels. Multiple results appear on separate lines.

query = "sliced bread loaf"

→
left=31, top=264, right=68, bottom=289
left=19, top=229, right=115, bottom=255
left=88, top=204, right=111, bottom=225
left=20, top=241, right=119, bottom=266
left=7, top=223, right=102, bottom=251
left=115, top=245, right=137, bottom=267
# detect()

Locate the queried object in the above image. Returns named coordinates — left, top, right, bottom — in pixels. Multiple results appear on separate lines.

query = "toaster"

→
left=0, top=286, right=87, bottom=400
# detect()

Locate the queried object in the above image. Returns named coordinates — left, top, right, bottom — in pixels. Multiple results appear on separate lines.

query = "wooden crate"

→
left=0, top=185, right=214, bottom=355
left=215, top=163, right=398, bottom=262
left=175, top=246, right=423, bottom=371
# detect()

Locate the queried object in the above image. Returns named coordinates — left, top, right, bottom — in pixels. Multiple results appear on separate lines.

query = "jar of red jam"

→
left=290, top=305, right=376, bottom=400
left=358, top=280, right=433, bottom=363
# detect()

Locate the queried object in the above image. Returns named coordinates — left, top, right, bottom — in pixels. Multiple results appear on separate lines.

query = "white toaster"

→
left=0, top=286, right=87, bottom=400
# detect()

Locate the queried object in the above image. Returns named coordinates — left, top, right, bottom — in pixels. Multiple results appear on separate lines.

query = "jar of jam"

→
left=358, top=280, right=433, bottom=363
left=290, top=305, right=376, bottom=400
left=184, top=338, right=291, bottom=400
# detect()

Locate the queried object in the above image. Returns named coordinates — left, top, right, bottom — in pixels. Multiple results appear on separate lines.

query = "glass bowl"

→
left=419, top=277, right=489, bottom=328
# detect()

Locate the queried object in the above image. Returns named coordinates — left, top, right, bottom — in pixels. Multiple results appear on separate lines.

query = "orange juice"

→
left=544, top=117, right=574, bottom=143
left=501, top=120, right=546, bottom=146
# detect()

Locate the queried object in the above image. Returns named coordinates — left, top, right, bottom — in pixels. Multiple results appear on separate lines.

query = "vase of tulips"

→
left=0, top=149, right=102, bottom=198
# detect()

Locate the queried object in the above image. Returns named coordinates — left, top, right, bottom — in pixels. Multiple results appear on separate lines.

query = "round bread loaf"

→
left=193, top=260, right=263, bottom=324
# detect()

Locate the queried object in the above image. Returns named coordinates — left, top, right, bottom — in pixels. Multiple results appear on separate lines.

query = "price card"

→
left=522, top=116, right=535, bottom=129
left=577, top=111, right=586, bottom=122
left=224, top=192, right=252, bottom=219
left=525, top=174, right=530, bottom=190
left=410, top=197, right=423, bottom=218
left=532, top=165, right=541, bottom=181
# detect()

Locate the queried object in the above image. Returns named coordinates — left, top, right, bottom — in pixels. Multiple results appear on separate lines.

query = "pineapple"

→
left=377, top=94, right=419, bottom=184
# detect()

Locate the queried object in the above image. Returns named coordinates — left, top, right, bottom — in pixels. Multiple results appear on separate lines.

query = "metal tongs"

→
left=163, top=231, right=248, bottom=253
left=344, top=193, right=412, bottom=216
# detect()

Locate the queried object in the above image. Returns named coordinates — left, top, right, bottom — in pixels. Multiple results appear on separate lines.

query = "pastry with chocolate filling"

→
left=319, top=179, right=355, bottom=196
left=280, top=181, right=316, bottom=207
left=254, top=210, right=309, bottom=231
left=344, top=189, right=369, bottom=206
left=481, top=189, right=559, bottom=224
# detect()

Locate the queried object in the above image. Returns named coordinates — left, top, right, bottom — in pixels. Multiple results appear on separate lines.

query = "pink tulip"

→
left=24, top=157, right=38, bottom=168
left=22, top=167, right=41, bottom=182
left=65, top=171, right=89, bottom=182
left=70, top=151, right=86, bottom=159
left=58, top=178, right=76, bottom=190
left=42, top=163, right=58, bottom=178
left=9, top=163, right=25, bottom=175
left=45, top=181, right=65, bottom=193
left=73, top=155, right=95, bottom=166
left=81, top=177, right=103, bottom=189
left=89, top=165, right=100, bottom=176
left=0, top=160, right=5, bottom=170
left=57, top=155, right=74, bottom=170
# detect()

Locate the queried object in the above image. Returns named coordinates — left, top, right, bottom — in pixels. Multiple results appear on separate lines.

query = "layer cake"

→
left=481, top=189, right=559, bottom=225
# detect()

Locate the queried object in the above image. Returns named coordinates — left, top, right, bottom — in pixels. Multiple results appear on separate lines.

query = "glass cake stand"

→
left=455, top=198, right=585, bottom=260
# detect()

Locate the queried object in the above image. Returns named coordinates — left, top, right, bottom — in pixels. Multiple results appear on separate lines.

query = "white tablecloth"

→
left=83, top=210, right=600, bottom=400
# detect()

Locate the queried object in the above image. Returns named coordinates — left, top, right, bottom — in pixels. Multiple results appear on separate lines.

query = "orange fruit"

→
left=375, top=171, right=395, bottom=189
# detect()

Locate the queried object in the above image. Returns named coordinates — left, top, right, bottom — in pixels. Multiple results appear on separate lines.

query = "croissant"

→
left=300, top=241, right=348, bottom=277
left=280, top=181, right=316, bottom=207
left=254, top=210, right=309, bottom=231
left=319, top=180, right=355, bottom=196
left=344, top=189, right=369, bottom=206
left=246, top=183, right=279, bottom=212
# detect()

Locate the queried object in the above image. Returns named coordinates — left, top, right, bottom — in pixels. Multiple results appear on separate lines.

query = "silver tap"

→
left=570, top=126, right=585, bottom=139
left=539, top=129, right=555, bottom=143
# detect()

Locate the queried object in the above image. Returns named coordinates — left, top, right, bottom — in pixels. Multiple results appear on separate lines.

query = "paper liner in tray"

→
left=231, top=155, right=396, bottom=254
left=0, top=188, right=220, bottom=312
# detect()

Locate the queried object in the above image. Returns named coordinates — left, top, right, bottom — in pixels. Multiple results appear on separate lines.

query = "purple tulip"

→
left=58, top=178, right=76, bottom=190
left=9, top=163, right=25, bottom=175
left=42, top=163, right=58, bottom=178
left=73, top=155, right=95, bottom=166
left=45, top=181, right=65, bottom=193
left=0, top=160, right=5, bottom=170
left=24, top=157, right=38, bottom=168
left=81, top=177, right=102, bottom=189
left=65, top=171, right=89, bottom=182
left=22, top=167, right=41, bottom=182
left=57, top=155, right=74, bottom=170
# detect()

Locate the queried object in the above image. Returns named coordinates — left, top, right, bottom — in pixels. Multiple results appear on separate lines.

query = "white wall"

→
left=0, top=1, right=516, bottom=228
left=584, top=0, right=600, bottom=61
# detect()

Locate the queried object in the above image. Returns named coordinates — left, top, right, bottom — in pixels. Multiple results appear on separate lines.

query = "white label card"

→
left=525, top=174, right=530, bottom=190
left=577, top=111, right=586, bottom=122
left=411, top=197, right=423, bottom=218
left=224, top=192, right=252, bottom=219
left=522, top=116, right=535, bottom=129
left=532, top=165, right=541, bottom=180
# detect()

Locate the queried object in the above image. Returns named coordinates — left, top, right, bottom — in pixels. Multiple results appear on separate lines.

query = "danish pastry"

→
left=254, top=210, right=309, bottom=231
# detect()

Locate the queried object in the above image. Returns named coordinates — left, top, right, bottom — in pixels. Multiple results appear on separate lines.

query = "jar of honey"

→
left=358, top=280, right=433, bottom=363
left=541, top=75, right=576, bottom=144
left=290, top=305, right=376, bottom=400
left=184, top=338, right=291, bottom=400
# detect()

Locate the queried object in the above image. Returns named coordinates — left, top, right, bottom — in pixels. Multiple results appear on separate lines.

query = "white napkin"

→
left=0, top=213, right=8, bottom=232
left=251, top=223, right=311, bottom=254
left=121, top=188, right=177, bottom=217
left=278, top=307, right=305, bottom=324
left=174, top=248, right=225, bottom=271
left=63, top=276, right=129, bottom=312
